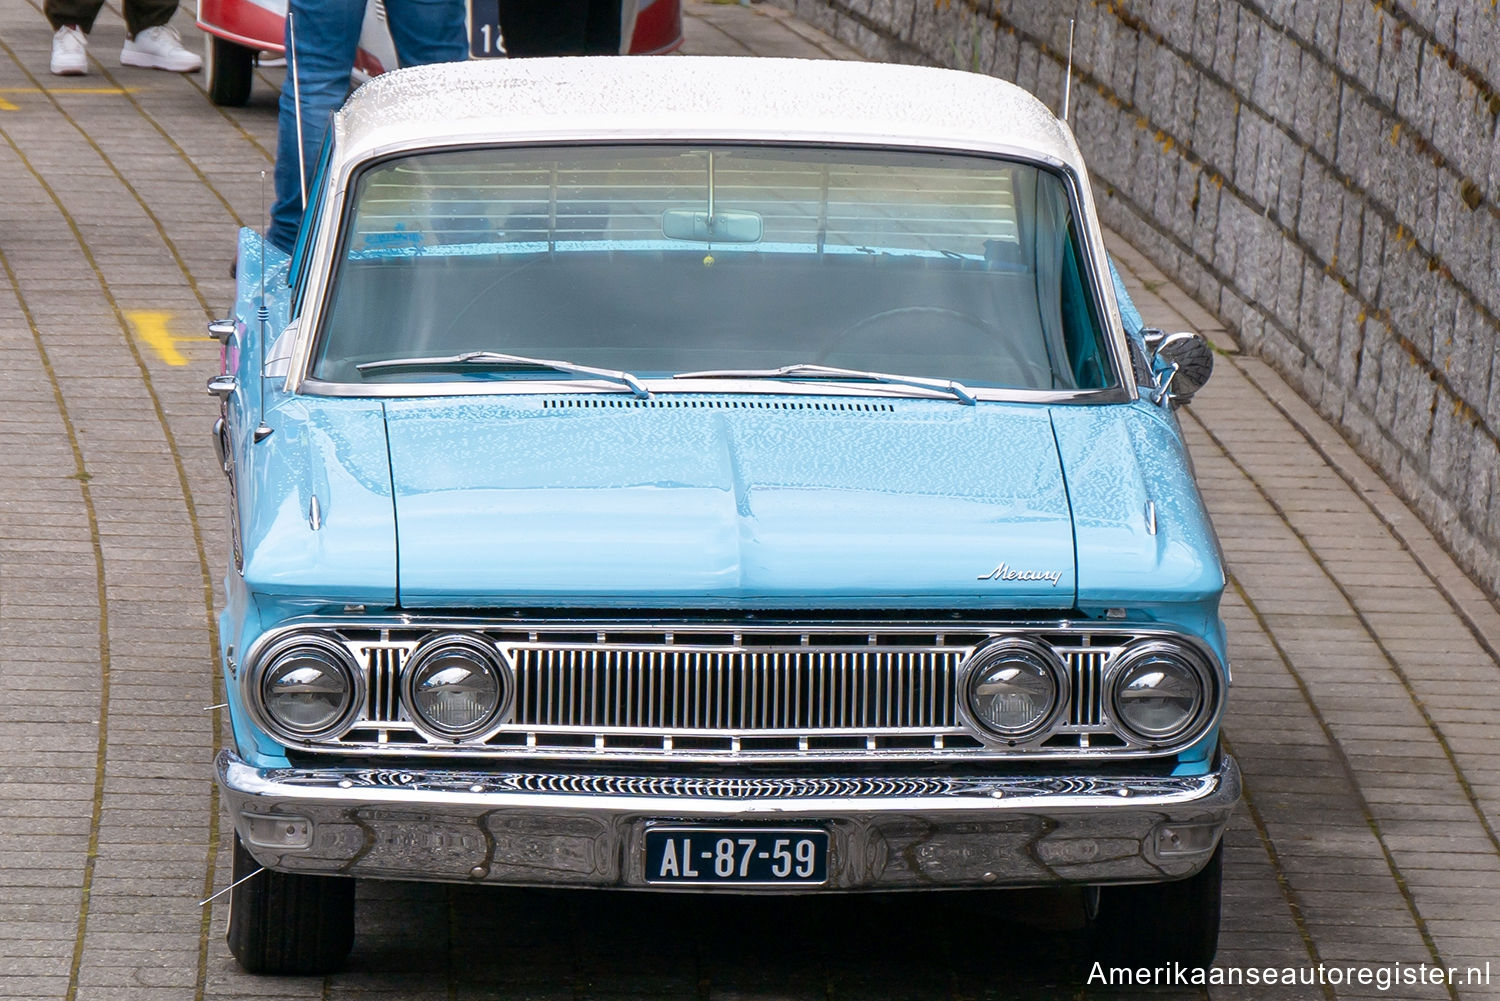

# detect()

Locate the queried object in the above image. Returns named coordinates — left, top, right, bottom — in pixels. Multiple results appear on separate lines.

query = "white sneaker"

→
left=120, top=25, right=202, bottom=72
left=50, top=25, right=88, bottom=76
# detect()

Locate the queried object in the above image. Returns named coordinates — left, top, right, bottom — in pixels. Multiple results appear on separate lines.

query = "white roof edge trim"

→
left=331, top=55, right=1083, bottom=175
left=337, top=131, right=1074, bottom=179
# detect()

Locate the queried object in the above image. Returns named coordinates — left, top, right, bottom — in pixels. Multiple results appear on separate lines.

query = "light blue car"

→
left=208, top=55, right=1234, bottom=975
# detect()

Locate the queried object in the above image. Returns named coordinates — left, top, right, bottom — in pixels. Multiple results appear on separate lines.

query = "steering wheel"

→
left=814, top=305, right=1044, bottom=385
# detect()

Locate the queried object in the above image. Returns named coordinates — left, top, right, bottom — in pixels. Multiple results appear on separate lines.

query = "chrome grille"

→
left=1068, top=647, right=1107, bottom=727
left=511, top=645, right=958, bottom=731
left=305, top=623, right=1190, bottom=760
left=363, top=644, right=404, bottom=723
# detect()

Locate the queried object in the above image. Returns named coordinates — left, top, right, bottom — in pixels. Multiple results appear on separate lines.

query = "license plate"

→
left=468, top=0, right=505, bottom=57
left=644, top=828, right=829, bottom=886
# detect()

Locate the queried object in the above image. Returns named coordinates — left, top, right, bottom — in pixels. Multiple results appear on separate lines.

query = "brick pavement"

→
left=0, top=2, right=1496, bottom=999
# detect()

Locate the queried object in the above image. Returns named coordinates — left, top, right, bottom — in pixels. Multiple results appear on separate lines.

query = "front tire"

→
left=204, top=34, right=255, bottom=107
left=226, top=833, right=355, bottom=975
left=1090, top=841, right=1222, bottom=968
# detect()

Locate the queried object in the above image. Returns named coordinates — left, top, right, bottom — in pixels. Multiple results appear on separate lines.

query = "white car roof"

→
left=333, top=55, right=1084, bottom=170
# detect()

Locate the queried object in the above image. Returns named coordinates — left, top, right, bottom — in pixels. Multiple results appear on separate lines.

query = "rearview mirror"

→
left=661, top=208, right=763, bottom=243
left=1148, top=330, right=1214, bottom=404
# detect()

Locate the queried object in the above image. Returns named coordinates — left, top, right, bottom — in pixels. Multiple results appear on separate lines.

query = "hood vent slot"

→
left=543, top=397, right=895, bottom=412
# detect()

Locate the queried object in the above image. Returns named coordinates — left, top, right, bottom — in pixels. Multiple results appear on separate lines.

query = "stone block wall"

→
left=768, top=0, right=1500, bottom=596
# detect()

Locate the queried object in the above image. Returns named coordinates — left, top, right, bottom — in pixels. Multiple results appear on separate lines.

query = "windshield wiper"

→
left=356, top=351, right=650, bottom=399
left=672, top=363, right=977, bottom=405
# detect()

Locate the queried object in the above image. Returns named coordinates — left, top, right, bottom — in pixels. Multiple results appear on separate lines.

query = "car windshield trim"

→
left=298, top=375, right=1132, bottom=404
left=355, top=350, right=651, bottom=398
left=301, top=142, right=1136, bottom=398
left=673, top=364, right=977, bottom=405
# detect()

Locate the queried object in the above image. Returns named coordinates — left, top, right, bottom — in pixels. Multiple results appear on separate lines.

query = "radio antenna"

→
left=257, top=170, right=267, bottom=322
left=1062, top=18, right=1076, bottom=123
left=288, top=11, right=307, bottom=208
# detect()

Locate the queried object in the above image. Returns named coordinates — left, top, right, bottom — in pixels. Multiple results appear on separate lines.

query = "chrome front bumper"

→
left=217, top=750, right=1240, bottom=890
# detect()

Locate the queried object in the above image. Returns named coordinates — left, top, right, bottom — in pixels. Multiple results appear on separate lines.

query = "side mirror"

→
left=1147, top=330, right=1213, bottom=404
left=206, top=374, right=238, bottom=400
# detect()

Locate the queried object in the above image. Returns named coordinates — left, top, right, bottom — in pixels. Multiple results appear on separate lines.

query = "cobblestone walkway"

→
left=0, top=2, right=1496, bottom=999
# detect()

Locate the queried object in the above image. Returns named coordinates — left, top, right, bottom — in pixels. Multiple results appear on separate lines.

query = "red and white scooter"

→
left=197, top=0, right=684, bottom=106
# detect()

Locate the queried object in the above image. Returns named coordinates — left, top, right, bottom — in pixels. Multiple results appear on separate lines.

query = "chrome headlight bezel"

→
left=1105, top=639, right=1215, bottom=744
left=400, top=633, right=514, bottom=743
left=959, top=636, right=1069, bottom=743
left=250, top=632, right=365, bottom=743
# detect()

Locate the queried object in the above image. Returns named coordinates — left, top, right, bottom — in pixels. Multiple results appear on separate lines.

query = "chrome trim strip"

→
left=292, top=378, right=1129, bottom=404
left=225, top=753, right=1230, bottom=805
left=246, top=615, right=1194, bottom=642
left=212, top=417, right=230, bottom=475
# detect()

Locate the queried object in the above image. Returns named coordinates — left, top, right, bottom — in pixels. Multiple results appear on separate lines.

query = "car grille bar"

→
left=1068, top=647, right=1106, bottom=727
left=511, top=644, right=959, bottom=731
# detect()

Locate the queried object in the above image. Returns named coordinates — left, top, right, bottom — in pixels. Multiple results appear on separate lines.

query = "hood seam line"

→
left=381, top=400, right=402, bottom=608
left=1047, top=408, right=1080, bottom=608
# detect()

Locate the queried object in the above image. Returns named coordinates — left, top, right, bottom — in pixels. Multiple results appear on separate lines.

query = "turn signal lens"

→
left=1153, top=821, right=1220, bottom=857
left=241, top=812, right=313, bottom=850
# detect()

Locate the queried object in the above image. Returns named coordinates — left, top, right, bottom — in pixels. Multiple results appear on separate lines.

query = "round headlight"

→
left=963, top=638, right=1066, bottom=740
left=257, top=635, right=361, bottom=740
left=1109, top=640, right=1211, bottom=742
left=401, top=634, right=511, bottom=741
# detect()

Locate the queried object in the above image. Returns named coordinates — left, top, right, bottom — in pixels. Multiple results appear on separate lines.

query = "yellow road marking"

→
left=0, top=86, right=140, bottom=93
left=127, top=310, right=208, bottom=366
left=0, top=86, right=139, bottom=110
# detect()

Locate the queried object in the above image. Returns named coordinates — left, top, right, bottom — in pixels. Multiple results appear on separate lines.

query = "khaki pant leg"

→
left=43, top=0, right=107, bottom=32
left=122, top=0, right=181, bottom=36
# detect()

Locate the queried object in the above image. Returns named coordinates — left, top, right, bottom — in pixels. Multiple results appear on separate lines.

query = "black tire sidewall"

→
left=206, top=36, right=255, bottom=107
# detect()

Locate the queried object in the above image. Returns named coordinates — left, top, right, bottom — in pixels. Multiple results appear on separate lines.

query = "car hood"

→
left=383, top=396, right=1077, bottom=609
left=1051, top=403, right=1224, bottom=613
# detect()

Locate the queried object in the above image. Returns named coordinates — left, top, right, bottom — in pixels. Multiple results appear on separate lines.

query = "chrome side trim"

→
left=212, top=417, right=230, bottom=475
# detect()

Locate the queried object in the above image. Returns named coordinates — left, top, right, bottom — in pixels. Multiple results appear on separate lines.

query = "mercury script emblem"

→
left=977, top=562, right=1062, bottom=586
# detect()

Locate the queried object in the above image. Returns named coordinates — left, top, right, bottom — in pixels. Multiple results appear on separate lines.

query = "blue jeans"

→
left=268, top=0, right=467, bottom=253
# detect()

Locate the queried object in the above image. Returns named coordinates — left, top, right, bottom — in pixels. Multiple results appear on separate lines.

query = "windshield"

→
left=311, top=145, right=1118, bottom=392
